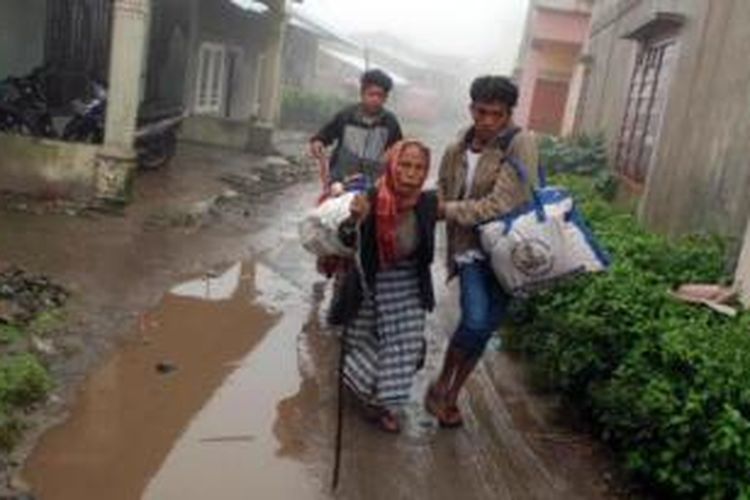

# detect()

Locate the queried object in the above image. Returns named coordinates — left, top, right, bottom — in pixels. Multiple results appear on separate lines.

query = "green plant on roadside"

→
left=539, top=133, right=608, bottom=175
left=0, top=354, right=52, bottom=409
left=280, top=87, right=351, bottom=131
left=593, top=170, right=619, bottom=202
left=0, top=354, right=52, bottom=451
left=28, top=308, right=66, bottom=338
left=0, top=410, right=24, bottom=452
left=539, top=134, right=619, bottom=200
left=508, top=173, right=747, bottom=498
left=0, top=324, right=23, bottom=346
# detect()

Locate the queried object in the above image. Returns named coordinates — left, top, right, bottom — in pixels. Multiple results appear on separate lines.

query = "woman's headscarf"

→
left=376, top=139, right=431, bottom=267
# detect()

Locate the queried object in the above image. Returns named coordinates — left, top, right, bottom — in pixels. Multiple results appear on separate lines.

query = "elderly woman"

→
left=335, top=139, right=438, bottom=433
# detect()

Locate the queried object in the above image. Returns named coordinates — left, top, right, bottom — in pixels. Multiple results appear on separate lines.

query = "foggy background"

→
left=296, top=0, right=530, bottom=72
left=273, top=0, right=533, bottom=136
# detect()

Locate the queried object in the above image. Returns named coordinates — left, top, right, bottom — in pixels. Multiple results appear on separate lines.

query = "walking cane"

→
left=332, top=324, right=347, bottom=491
left=331, top=222, right=367, bottom=492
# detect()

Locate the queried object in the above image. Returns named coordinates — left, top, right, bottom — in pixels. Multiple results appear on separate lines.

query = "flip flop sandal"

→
left=375, top=410, right=401, bottom=434
left=439, top=405, right=464, bottom=429
left=424, top=384, right=445, bottom=418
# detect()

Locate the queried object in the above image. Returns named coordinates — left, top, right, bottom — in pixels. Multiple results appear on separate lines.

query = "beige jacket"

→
left=438, top=126, right=539, bottom=277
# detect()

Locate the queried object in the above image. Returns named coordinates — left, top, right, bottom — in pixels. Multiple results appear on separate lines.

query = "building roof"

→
left=288, top=6, right=362, bottom=51
left=319, top=45, right=409, bottom=86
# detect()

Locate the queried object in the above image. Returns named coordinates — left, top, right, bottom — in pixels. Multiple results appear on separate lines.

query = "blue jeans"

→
left=450, top=260, right=510, bottom=360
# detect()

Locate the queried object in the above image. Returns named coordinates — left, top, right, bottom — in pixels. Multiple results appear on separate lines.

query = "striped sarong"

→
left=342, top=260, right=427, bottom=408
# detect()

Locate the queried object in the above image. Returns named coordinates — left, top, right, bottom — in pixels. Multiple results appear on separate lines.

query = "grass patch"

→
left=0, top=324, right=24, bottom=346
left=0, top=353, right=52, bottom=452
left=27, top=308, right=66, bottom=338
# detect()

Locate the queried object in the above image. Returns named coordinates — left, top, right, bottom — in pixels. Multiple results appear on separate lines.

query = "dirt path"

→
left=17, top=177, right=621, bottom=499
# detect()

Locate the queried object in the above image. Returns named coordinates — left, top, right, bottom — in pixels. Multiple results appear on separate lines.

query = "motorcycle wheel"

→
left=0, top=115, right=32, bottom=135
left=138, top=133, right=176, bottom=170
left=62, top=118, right=103, bottom=144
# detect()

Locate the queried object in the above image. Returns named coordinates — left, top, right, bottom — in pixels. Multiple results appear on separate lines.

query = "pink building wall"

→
left=515, top=5, right=592, bottom=135
left=532, top=7, right=591, bottom=46
left=516, top=48, right=541, bottom=128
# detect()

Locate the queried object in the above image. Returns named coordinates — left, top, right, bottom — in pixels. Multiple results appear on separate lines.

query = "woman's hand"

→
left=309, top=140, right=326, bottom=160
left=330, top=182, right=345, bottom=197
left=350, top=194, right=371, bottom=222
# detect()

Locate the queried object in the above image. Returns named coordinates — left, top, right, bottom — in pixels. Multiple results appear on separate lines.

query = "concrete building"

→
left=0, top=0, right=149, bottom=202
left=574, top=0, right=750, bottom=303
left=283, top=8, right=368, bottom=99
left=177, top=0, right=284, bottom=152
left=514, top=0, right=594, bottom=136
left=282, top=13, right=464, bottom=128
left=0, top=0, right=290, bottom=203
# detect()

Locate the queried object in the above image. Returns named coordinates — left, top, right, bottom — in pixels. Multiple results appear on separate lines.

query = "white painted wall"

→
left=737, top=220, right=750, bottom=307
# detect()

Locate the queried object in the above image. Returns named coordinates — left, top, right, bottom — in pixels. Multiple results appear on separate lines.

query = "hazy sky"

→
left=295, top=0, right=531, bottom=72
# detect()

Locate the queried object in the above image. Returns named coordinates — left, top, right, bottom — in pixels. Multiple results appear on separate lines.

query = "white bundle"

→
left=299, top=192, right=356, bottom=257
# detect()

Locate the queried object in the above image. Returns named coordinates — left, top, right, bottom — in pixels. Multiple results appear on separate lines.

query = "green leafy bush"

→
left=0, top=354, right=52, bottom=409
left=539, top=134, right=619, bottom=200
left=0, top=410, right=23, bottom=452
left=539, top=133, right=608, bottom=175
left=0, top=324, right=23, bottom=346
left=509, top=175, right=747, bottom=498
left=0, top=353, right=52, bottom=451
left=280, top=87, right=351, bottom=131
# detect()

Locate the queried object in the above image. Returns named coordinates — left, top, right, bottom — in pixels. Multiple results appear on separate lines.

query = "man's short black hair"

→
left=470, top=76, right=519, bottom=109
left=361, top=69, right=394, bottom=93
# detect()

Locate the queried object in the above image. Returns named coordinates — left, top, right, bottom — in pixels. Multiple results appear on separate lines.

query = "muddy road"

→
left=17, top=168, right=621, bottom=500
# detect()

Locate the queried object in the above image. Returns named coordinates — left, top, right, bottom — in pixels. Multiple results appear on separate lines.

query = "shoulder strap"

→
left=495, top=126, right=522, bottom=153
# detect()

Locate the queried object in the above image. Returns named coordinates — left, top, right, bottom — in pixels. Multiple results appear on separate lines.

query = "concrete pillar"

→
left=247, top=0, right=286, bottom=154
left=561, top=57, right=585, bottom=136
left=516, top=45, right=541, bottom=129
left=96, top=0, right=151, bottom=202
left=258, top=0, right=286, bottom=126
left=737, top=219, right=750, bottom=307
left=182, top=0, right=200, bottom=113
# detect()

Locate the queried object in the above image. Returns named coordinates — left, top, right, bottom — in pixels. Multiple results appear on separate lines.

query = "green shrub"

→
left=0, top=324, right=23, bottom=346
left=539, top=134, right=619, bottom=200
left=28, top=308, right=66, bottom=337
left=539, top=133, right=608, bottom=175
left=0, top=353, right=52, bottom=409
left=509, top=174, right=747, bottom=498
left=0, top=410, right=23, bottom=452
left=280, top=87, right=351, bottom=131
left=0, top=353, right=52, bottom=451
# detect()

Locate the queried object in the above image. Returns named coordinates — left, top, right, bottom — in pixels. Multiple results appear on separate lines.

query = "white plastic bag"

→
left=298, top=192, right=356, bottom=257
left=478, top=160, right=610, bottom=297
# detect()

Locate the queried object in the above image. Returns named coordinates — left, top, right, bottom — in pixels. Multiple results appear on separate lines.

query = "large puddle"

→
left=23, top=262, right=324, bottom=500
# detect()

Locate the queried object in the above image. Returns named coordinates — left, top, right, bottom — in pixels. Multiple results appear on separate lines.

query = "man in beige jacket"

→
left=428, top=76, right=539, bottom=427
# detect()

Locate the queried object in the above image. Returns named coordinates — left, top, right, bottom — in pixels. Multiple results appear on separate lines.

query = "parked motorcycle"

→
left=0, top=66, right=56, bottom=138
left=62, top=80, right=184, bottom=169
left=61, top=80, right=107, bottom=144
left=0, top=101, right=28, bottom=134
left=134, top=112, right=183, bottom=170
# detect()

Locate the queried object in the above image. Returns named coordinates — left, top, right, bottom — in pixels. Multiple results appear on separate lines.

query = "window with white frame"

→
left=195, top=42, right=226, bottom=114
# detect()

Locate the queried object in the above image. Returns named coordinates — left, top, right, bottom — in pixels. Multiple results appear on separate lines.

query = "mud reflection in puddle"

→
left=143, top=262, right=322, bottom=500
left=23, top=261, right=320, bottom=500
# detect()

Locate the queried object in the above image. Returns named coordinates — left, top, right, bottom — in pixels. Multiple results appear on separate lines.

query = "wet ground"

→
left=4, top=131, right=623, bottom=499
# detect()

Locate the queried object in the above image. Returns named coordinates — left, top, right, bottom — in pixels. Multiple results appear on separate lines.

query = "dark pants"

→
left=450, top=260, right=510, bottom=360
